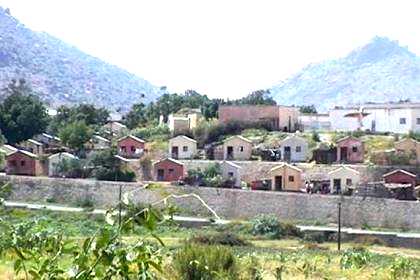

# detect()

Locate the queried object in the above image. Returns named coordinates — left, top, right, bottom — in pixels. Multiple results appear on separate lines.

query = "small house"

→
left=21, top=139, right=44, bottom=155
left=223, top=135, right=253, bottom=160
left=336, top=136, right=364, bottom=163
left=383, top=169, right=417, bottom=188
left=6, top=150, right=42, bottom=176
left=267, top=163, right=303, bottom=191
left=48, top=152, right=79, bottom=177
left=168, top=135, right=197, bottom=159
left=117, top=135, right=146, bottom=158
left=279, top=135, right=308, bottom=162
left=88, top=135, right=111, bottom=151
left=395, top=138, right=420, bottom=165
left=153, top=158, right=185, bottom=182
left=34, top=133, right=61, bottom=147
left=328, top=166, right=360, bottom=194
left=220, top=161, right=242, bottom=187
left=104, top=121, right=128, bottom=137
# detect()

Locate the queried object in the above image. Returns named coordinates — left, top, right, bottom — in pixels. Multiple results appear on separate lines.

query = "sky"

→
left=0, top=0, right=419, bottom=98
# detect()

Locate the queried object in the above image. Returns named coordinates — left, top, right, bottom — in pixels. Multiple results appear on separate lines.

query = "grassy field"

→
left=1, top=209, right=420, bottom=279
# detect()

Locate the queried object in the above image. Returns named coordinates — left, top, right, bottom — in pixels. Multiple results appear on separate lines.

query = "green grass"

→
left=3, top=209, right=420, bottom=279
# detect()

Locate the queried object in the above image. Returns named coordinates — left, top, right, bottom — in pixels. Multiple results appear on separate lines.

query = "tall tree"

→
left=0, top=79, right=49, bottom=144
left=122, top=102, right=147, bottom=129
left=59, top=121, right=92, bottom=152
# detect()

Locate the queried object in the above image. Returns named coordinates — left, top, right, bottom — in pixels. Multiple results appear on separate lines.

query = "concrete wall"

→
left=3, top=174, right=420, bottom=230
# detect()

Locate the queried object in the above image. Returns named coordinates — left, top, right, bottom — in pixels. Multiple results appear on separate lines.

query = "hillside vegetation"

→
left=0, top=7, right=162, bottom=111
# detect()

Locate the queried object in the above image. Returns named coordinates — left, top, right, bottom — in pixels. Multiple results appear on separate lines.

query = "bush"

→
left=189, top=232, right=249, bottom=247
left=132, top=125, right=170, bottom=141
left=173, top=244, right=238, bottom=280
left=340, top=247, right=372, bottom=269
left=250, top=215, right=301, bottom=239
left=95, top=167, right=136, bottom=182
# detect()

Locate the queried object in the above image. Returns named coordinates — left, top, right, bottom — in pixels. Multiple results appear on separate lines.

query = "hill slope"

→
left=270, top=37, right=420, bottom=112
left=0, top=7, right=161, bottom=112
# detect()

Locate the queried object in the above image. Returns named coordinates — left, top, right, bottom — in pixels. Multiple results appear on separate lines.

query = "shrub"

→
left=302, top=232, right=330, bottom=243
left=189, top=232, right=249, bottom=247
left=173, top=244, right=238, bottom=280
left=76, top=197, right=94, bottom=209
left=340, top=247, right=372, bottom=269
left=250, top=215, right=301, bottom=239
left=132, top=125, right=170, bottom=141
left=389, top=256, right=416, bottom=279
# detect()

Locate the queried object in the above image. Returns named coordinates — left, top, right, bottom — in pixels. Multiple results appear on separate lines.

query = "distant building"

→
left=168, top=135, right=197, bottom=159
left=299, top=113, right=331, bottom=131
left=87, top=135, right=111, bottom=151
left=218, top=105, right=300, bottom=132
left=329, top=102, right=420, bottom=133
left=267, top=163, right=303, bottom=191
left=383, top=169, right=417, bottom=188
left=6, top=150, right=42, bottom=176
left=153, top=158, right=185, bottom=182
left=328, top=166, right=360, bottom=194
left=20, top=139, right=45, bottom=156
left=167, top=109, right=202, bottom=133
left=336, top=136, right=364, bottom=163
left=395, top=138, right=420, bottom=165
left=117, top=135, right=146, bottom=158
left=103, top=121, right=128, bottom=137
left=278, top=134, right=309, bottom=162
left=48, top=152, right=78, bottom=177
left=222, top=135, right=253, bottom=160
left=220, top=161, right=242, bottom=187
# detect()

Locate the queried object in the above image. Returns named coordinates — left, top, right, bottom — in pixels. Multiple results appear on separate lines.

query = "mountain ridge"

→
left=270, top=36, right=420, bottom=112
left=0, top=6, right=162, bottom=112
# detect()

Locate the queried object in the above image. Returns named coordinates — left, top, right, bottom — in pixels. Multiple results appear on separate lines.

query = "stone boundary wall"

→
left=180, top=160, right=420, bottom=183
left=2, top=174, right=420, bottom=230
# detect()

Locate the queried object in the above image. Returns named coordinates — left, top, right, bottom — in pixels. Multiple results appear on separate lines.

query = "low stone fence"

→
left=2, top=174, right=420, bottom=231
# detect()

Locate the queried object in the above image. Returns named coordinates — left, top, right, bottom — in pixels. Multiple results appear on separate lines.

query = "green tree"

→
left=123, top=102, right=147, bottom=129
left=49, top=104, right=109, bottom=133
left=59, top=121, right=92, bottom=152
left=299, top=105, right=317, bottom=114
left=231, top=89, right=276, bottom=105
left=0, top=79, right=49, bottom=144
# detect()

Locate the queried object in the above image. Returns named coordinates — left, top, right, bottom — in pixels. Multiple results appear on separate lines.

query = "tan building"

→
left=395, top=138, right=420, bottom=165
left=328, top=166, right=360, bottom=193
left=223, top=135, right=253, bottom=160
left=167, top=109, right=202, bottom=133
left=168, top=135, right=197, bottom=159
left=267, top=163, right=303, bottom=191
left=220, top=161, right=242, bottom=187
left=218, top=105, right=300, bottom=132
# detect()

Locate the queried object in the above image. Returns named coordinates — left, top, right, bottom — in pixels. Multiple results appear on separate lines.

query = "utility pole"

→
left=337, top=200, right=342, bottom=251
left=118, top=184, right=122, bottom=228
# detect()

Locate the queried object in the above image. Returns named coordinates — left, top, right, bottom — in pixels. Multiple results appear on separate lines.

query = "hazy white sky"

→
left=1, top=0, right=419, bottom=98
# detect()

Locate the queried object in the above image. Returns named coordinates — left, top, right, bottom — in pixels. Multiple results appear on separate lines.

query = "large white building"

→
left=329, top=102, right=420, bottom=134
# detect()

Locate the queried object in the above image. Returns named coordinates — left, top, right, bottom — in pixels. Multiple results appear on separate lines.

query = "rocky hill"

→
left=270, top=37, right=420, bottom=112
left=0, top=7, right=162, bottom=112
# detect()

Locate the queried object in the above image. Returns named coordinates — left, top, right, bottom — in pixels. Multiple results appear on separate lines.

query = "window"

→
left=168, top=168, right=174, bottom=174
left=400, top=118, right=406, bottom=125
left=183, top=146, right=188, bottom=152
left=352, top=146, right=358, bottom=153
left=288, top=175, right=294, bottom=182
left=121, top=146, right=126, bottom=152
left=228, top=172, right=234, bottom=177
left=417, top=118, right=420, bottom=125
left=296, top=146, right=301, bottom=152
left=130, top=146, right=136, bottom=152
left=346, top=178, right=352, bottom=186
left=239, top=146, right=244, bottom=152
left=21, top=161, right=25, bottom=166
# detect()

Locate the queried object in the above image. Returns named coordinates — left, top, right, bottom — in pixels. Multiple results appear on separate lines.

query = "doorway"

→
left=171, top=146, right=179, bottom=159
left=157, top=169, right=165, bottom=181
left=333, top=178, right=341, bottom=194
left=274, top=176, right=283, bottom=191
left=284, top=146, right=291, bottom=161
left=340, top=147, right=348, bottom=162
left=227, top=146, right=234, bottom=159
